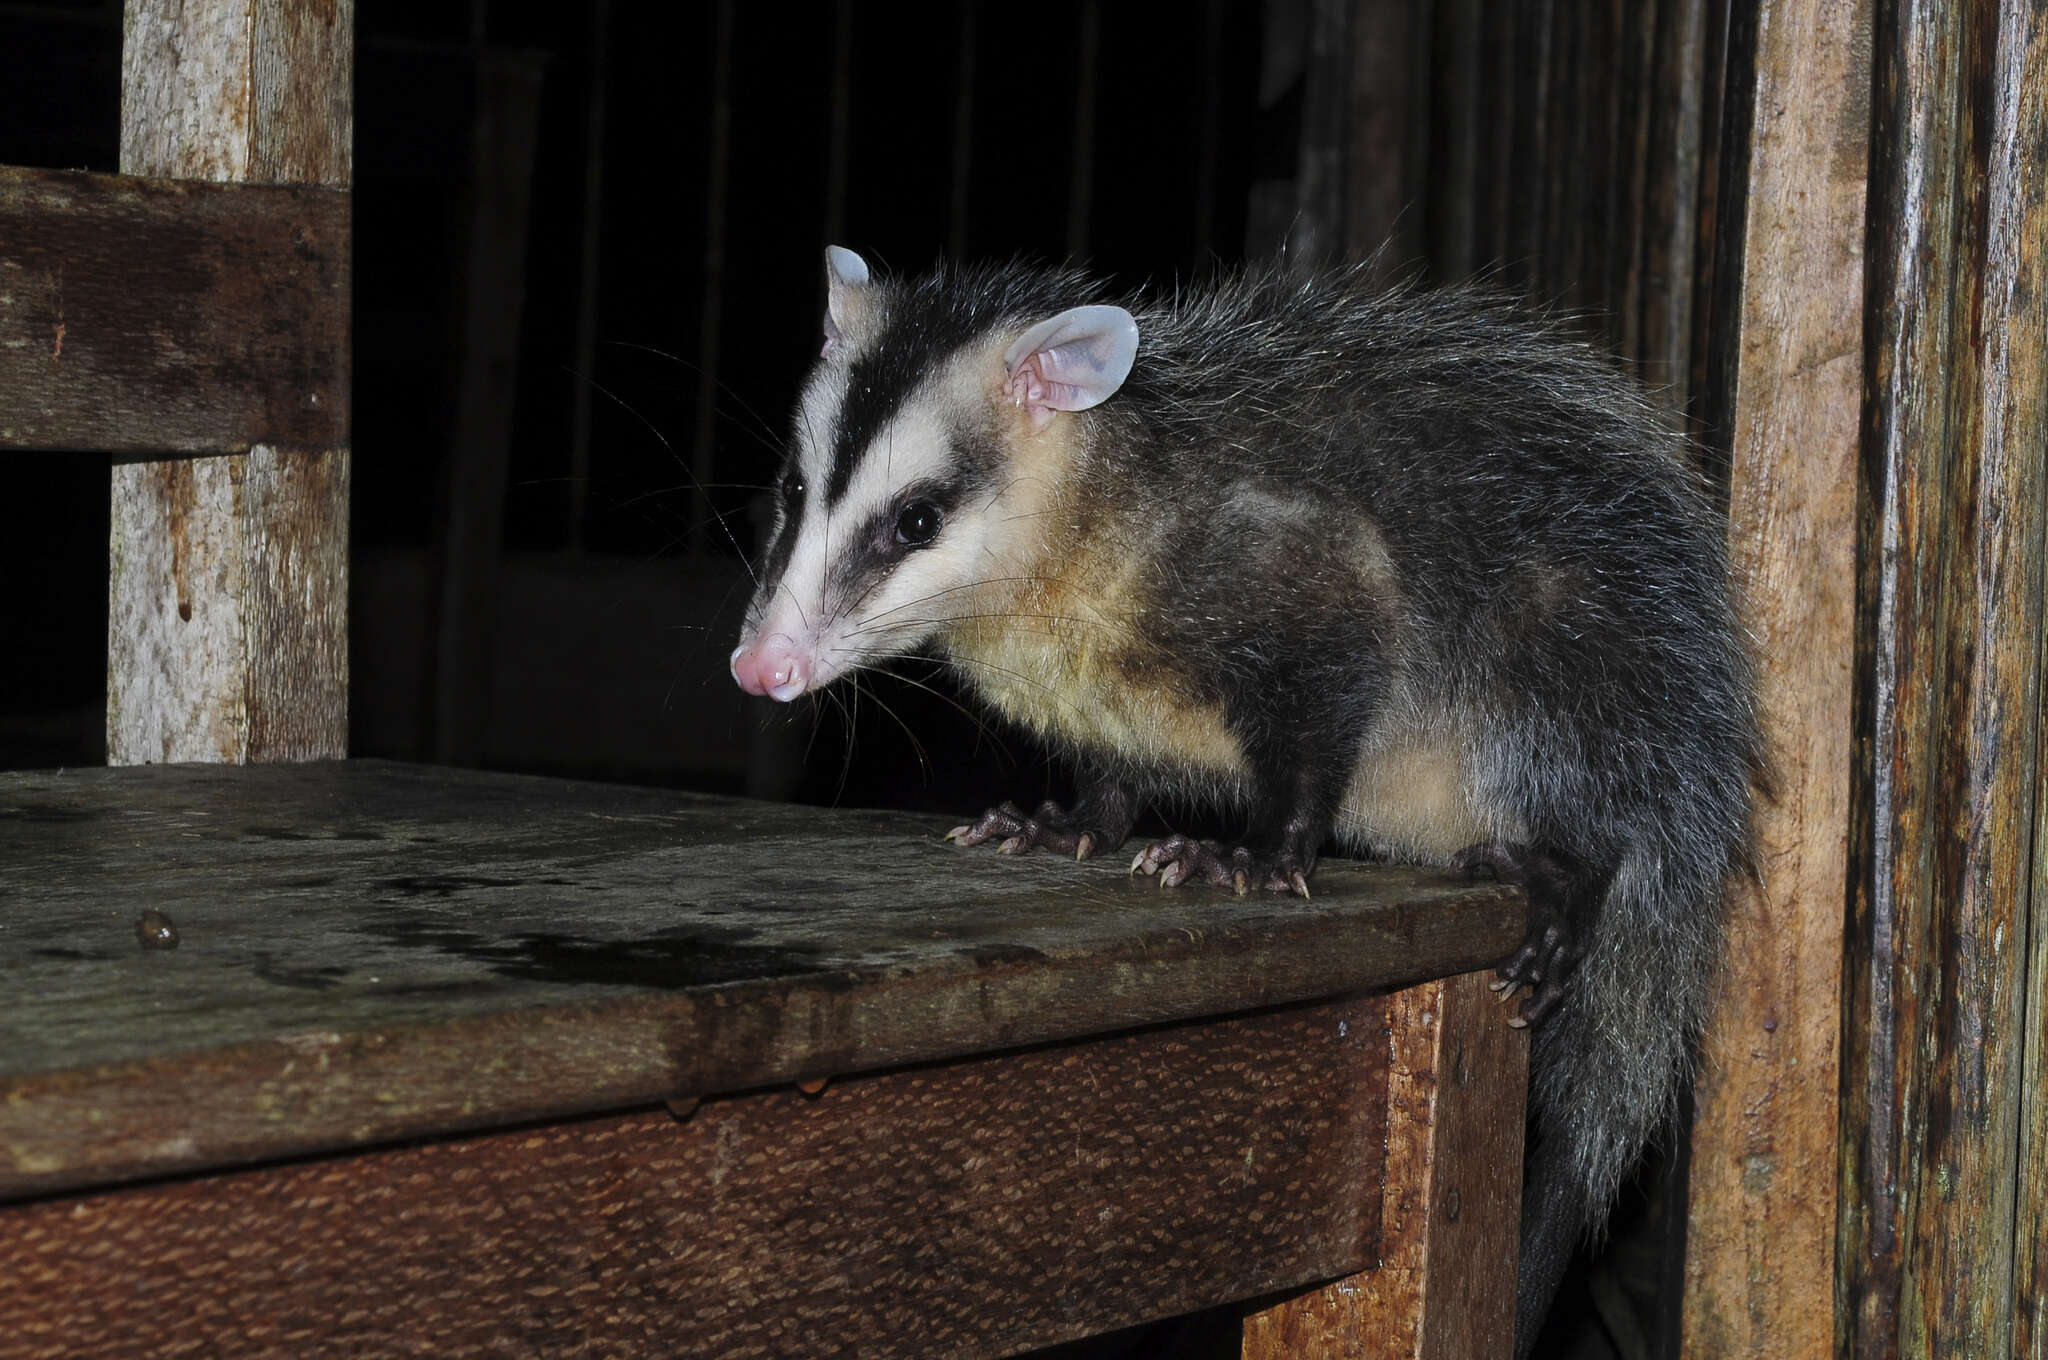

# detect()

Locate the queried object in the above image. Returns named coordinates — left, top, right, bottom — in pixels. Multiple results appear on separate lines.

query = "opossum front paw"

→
left=1128, top=835, right=1313, bottom=900
left=946, top=800, right=1121, bottom=862
left=1491, top=903, right=1585, bottom=1029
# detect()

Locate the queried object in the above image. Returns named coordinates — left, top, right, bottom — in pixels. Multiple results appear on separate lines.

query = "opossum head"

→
left=730, top=248, right=1138, bottom=701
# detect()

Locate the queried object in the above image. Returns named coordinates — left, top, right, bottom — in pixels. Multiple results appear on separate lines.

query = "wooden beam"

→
left=1681, top=0, right=1869, bottom=1352
left=109, top=0, right=352, bottom=766
left=1242, top=970, right=1526, bottom=1359
left=1843, top=1, right=2048, bottom=1353
left=2, top=994, right=1399, bottom=1358
left=0, top=167, right=349, bottom=455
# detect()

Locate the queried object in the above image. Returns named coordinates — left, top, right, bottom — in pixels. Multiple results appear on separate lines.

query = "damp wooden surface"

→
left=0, top=761, right=1525, bottom=1201
left=0, top=166, right=349, bottom=455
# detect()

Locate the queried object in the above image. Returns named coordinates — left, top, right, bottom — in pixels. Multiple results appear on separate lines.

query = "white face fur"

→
left=733, top=353, right=997, bottom=700
left=728, top=248, right=1138, bottom=704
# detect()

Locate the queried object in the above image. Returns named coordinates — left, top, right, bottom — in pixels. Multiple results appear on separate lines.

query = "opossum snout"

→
left=730, top=635, right=813, bottom=702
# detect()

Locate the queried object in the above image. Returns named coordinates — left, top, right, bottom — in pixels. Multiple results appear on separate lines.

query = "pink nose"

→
left=730, top=637, right=810, bottom=701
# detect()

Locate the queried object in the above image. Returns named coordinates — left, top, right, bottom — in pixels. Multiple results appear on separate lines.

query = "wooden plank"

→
left=0, top=993, right=1398, bottom=1359
left=0, top=762, right=1526, bottom=1199
left=110, top=0, right=352, bottom=767
left=1242, top=970, right=1526, bottom=1358
left=0, top=167, right=349, bottom=455
left=1844, top=1, right=2048, bottom=1354
left=1680, top=0, right=1868, bottom=1354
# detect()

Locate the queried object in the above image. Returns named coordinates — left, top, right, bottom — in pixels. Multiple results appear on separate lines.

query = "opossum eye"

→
left=895, top=501, right=942, bottom=547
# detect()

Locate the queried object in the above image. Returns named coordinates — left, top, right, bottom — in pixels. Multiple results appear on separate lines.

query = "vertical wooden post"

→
left=1681, top=0, right=1868, bottom=1353
left=110, top=0, right=352, bottom=764
left=1843, top=1, right=2048, bottom=1354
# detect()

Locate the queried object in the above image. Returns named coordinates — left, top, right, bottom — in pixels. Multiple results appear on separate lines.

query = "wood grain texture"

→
left=1241, top=970, right=1526, bottom=1358
left=1844, top=1, right=2048, bottom=1354
left=107, top=446, right=349, bottom=762
left=0, top=761, right=1526, bottom=1200
left=0, top=994, right=1401, bottom=1359
left=111, top=0, right=352, bottom=767
left=0, top=167, right=349, bottom=455
left=1681, top=0, right=1869, bottom=1354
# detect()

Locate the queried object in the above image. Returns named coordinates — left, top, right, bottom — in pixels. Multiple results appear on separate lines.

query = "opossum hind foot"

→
left=1130, top=834, right=1314, bottom=900
left=1455, top=842, right=1611, bottom=1029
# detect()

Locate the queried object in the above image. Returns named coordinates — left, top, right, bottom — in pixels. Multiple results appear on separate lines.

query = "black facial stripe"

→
left=822, top=478, right=972, bottom=613
left=826, top=267, right=1094, bottom=505
left=760, top=482, right=803, bottom=590
left=829, top=327, right=980, bottom=505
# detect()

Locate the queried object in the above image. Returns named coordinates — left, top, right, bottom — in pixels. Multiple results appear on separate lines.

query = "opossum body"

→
left=730, top=248, right=1758, bottom=1352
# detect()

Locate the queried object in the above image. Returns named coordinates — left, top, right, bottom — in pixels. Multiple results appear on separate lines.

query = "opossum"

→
left=730, top=246, right=1759, bottom=1352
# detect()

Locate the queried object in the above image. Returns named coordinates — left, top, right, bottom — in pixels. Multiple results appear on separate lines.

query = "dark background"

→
left=0, top=0, right=1272, bottom=810
left=0, top=3, right=1707, bottom=1354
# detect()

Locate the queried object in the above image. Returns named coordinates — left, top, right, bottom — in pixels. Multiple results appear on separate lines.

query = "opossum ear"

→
left=822, top=246, right=871, bottom=355
left=1002, top=305, right=1139, bottom=430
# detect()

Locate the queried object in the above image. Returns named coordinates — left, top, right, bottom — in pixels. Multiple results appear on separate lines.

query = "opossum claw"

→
left=1129, top=833, right=1316, bottom=899
left=953, top=798, right=1130, bottom=862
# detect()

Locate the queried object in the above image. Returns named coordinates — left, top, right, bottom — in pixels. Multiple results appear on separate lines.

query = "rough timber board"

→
left=3, top=998, right=1396, bottom=1360
left=0, top=761, right=1523, bottom=1198
left=0, top=166, right=349, bottom=454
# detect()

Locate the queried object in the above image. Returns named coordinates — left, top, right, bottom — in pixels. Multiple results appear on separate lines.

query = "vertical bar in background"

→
left=947, top=2, right=976, bottom=262
left=1428, top=0, right=1479, bottom=281
left=1472, top=0, right=1518, bottom=273
left=824, top=0, right=851, bottom=250
left=1638, top=0, right=1710, bottom=414
left=431, top=48, right=546, bottom=767
left=688, top=0, right=734, bottom=559
left=1343, top=0, right=1415, bottom=274
left=564, top=0, right=611, bottom=553
left=110, top=0, right=353, bottom=765
left=1679, top=0, right=1867, bottom=1353
left=1193, top=0, right=1225, bottom=265
left=1287, top=0, right=1353, bottom=271
left=1065, top=0, right=1100, bottom=261
left=1505, top=0, right=1554, bottom=293
left=1608, top=0, right=1652, bottom=371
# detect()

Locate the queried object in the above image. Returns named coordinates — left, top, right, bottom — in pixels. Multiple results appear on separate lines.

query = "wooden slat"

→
left=0, top=761, right=1526, bottom=1200
left=1242, top=970, right=1526, bottom=1358
left=1, top=991, right=1407, bottom=1359
left=1844, top=1, right=2048, bottom=1354
left=0, top=167, right=348, bottom=455
left=109, top=0, right=352, bottom=767
left=1680, top=0, right=1868, bottom=1353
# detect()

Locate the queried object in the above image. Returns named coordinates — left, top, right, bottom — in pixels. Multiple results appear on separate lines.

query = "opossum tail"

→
left=1514, top=836, right=1740, bottom=1356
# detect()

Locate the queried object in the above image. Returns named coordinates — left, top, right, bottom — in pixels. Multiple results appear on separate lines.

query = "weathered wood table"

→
left=0, top=761, right=1526, bottom=1358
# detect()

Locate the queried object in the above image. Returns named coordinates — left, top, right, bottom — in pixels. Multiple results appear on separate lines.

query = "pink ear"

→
left=821, top=246, right=870, bottom=356
left=1002, top=305, right=1139, bottom=430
